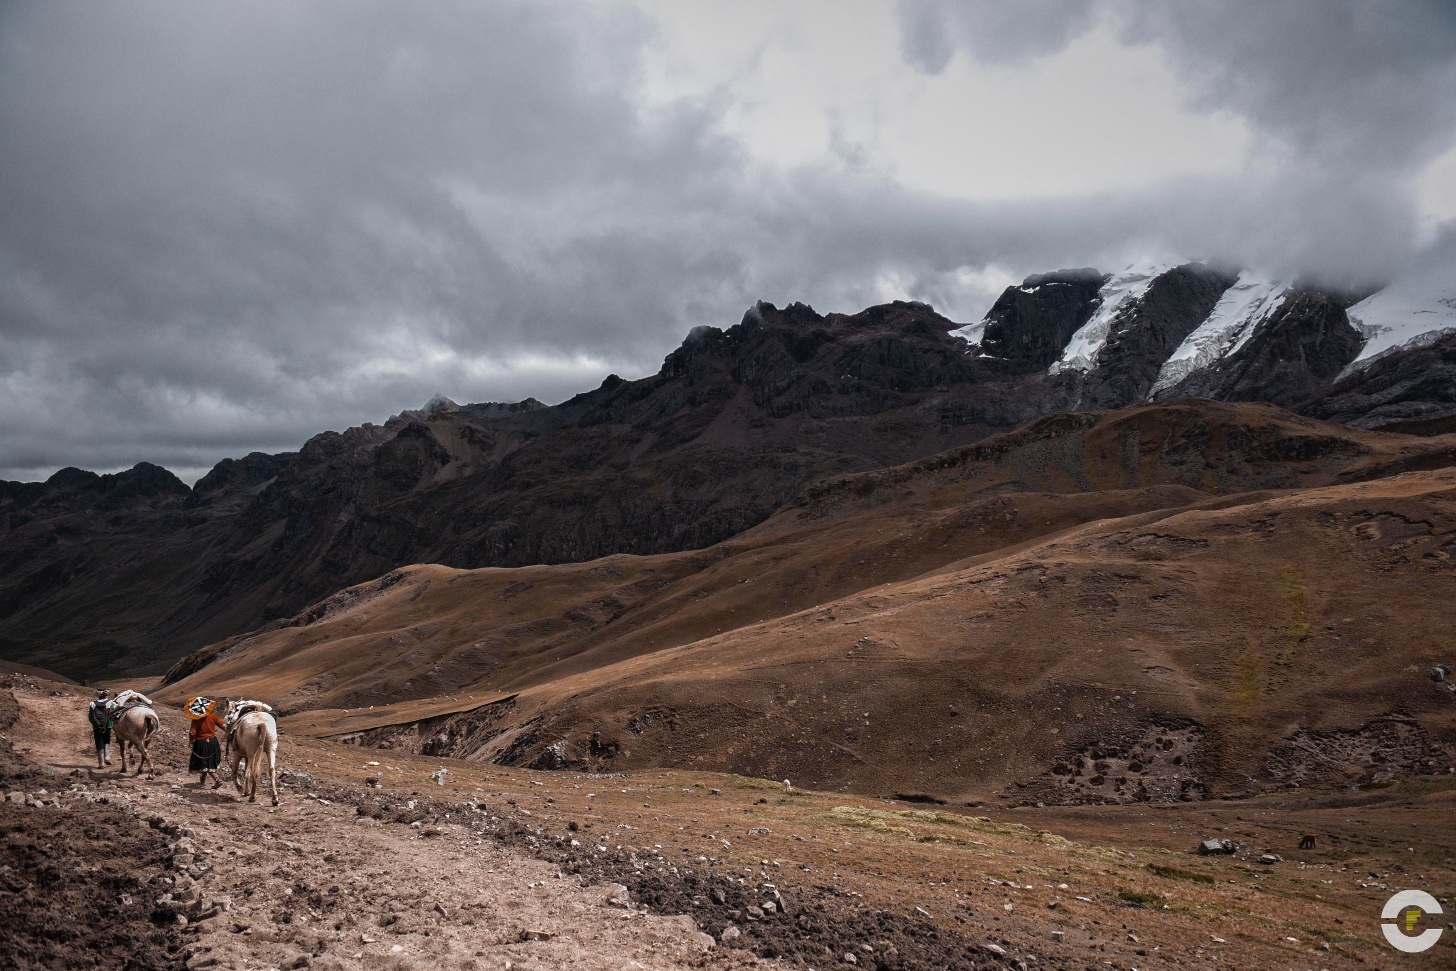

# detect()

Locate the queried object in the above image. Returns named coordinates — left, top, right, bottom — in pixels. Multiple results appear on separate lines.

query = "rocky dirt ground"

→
left=3, top=674, right=1454, bottom=970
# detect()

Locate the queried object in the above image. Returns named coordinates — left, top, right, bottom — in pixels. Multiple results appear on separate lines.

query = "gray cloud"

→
left=890, top=0, right=1456, bottom=280
left=1119, top=2, right=1456, bottom=173
left=897, top=0, right=1096, bottom=72
left=1, top=1, right=1452, bottom=483
left=899, top=0, right=1456, bottom=175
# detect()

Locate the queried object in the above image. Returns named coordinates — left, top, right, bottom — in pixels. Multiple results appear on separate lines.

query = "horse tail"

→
left=144, top=712, right=159, bottom=740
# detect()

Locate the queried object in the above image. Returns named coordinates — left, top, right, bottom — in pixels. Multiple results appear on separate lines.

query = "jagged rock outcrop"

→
left=977, top=268, right=1105, bottom=370
left=0, top=463, right=190, bottom=523
left=188, top=452, right=294, bottom=506
left=1304, top=333, right=1456, bottom=433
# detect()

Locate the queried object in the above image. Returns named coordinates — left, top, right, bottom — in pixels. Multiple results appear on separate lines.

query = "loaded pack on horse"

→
left=223, top=699, right=280, bottom=806
left=106, top=689, right=159, bottom=775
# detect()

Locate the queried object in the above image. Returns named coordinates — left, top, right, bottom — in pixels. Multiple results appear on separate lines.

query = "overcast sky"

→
left=2, top=0, right=1454, bottom=483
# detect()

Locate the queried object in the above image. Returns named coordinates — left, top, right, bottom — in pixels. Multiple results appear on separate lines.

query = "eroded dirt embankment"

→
left=0, top=682, right=185, bottom=970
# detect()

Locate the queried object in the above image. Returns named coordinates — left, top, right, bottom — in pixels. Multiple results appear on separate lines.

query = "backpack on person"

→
left=88, top=700, right=110, bottom=730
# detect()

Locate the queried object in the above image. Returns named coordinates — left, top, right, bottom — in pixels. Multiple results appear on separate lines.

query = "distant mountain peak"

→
left=422, top=393, right=460, bottom=415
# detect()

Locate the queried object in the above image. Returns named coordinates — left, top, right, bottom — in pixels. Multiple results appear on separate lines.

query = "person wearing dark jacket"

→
left=87, top=689, right=112, bottom=768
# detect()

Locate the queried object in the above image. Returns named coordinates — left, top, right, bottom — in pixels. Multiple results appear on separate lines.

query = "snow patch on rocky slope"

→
left=1149, top=273, right=1292, bottom=396
left=1049, top=263, right=1166, bottom=374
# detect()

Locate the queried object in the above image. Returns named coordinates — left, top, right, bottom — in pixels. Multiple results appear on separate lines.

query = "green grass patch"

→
left=1117, top=888, right=1169, bottom=909
left=1146, top=863, right=1215, bottom=885
left=1230, top=647, right=1266, bottom=712
left=1278, top=565, right=1310, bottom=661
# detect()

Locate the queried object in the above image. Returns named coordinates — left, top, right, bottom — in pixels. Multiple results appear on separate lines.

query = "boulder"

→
left=1197, top=838, right=1237, bottom=855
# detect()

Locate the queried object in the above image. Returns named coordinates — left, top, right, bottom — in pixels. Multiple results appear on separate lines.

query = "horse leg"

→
left=268, top=741, right=279, bottom=806
left=247, top=754, right=258, bottom=803
left=116, top=738, right=127, bottom=773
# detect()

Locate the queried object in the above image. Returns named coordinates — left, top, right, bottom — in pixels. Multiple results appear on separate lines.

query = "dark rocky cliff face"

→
left=1, top=269, right=1451, bottom=678
left=1304, top=332, right=1456, bottom=433
left=1158, top=290, right=1363, bottom=408
left=978, top=268, right=1106, bottom=370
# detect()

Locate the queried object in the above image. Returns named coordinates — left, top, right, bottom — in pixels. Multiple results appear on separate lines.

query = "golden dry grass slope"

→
left=160, top=401, right=1456, bottom=805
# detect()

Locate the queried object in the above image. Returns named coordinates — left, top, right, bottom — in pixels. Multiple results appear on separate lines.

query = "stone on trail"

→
left=601, top=883, right=632, bottom=908
left=720, top=924, right=741, bottom=943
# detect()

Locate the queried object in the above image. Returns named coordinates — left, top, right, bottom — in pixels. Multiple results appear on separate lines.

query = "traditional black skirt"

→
left=189, top=736, right=221, bottom=772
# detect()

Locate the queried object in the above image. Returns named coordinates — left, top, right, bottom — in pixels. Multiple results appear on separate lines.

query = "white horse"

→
left=111, top=690, right=159, bottom=776
left=226, top=709, right=279, bottom=806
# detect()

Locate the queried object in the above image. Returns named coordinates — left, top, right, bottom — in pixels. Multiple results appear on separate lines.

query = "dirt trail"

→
left=6, top=683, right=777, bottom=971
left=10, top=674, right=1453, bottom=970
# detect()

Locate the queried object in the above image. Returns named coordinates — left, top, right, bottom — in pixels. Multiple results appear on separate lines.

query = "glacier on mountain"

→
left=949, top=318, right=986, bottom=348
left=1343, top=268, right=1456, bottom=372
left=1049, top=263, right=1165, bottom=374
left=1148, top=272, right=1292, bottom=397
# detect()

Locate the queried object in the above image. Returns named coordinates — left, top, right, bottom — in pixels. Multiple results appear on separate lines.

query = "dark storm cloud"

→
left=0, top=0, right=1037, bottom=483
left=0, top=1, right=751, bottom=481
left=1118, top=1, right=1456, bottom=172
left=1, top=1, right=1452, bottom=483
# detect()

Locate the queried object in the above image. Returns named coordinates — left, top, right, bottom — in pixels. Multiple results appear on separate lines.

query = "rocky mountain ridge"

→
left=959, top=259, right=1456, bottom=428
left=2, top=261, right=1454, bottom=677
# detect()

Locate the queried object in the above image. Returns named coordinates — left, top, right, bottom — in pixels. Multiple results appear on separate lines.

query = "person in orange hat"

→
left=186, top=697, right=225, bottom=787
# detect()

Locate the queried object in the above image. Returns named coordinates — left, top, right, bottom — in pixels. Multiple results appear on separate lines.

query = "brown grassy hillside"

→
left=159, top=401, right=1456, bottom=803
